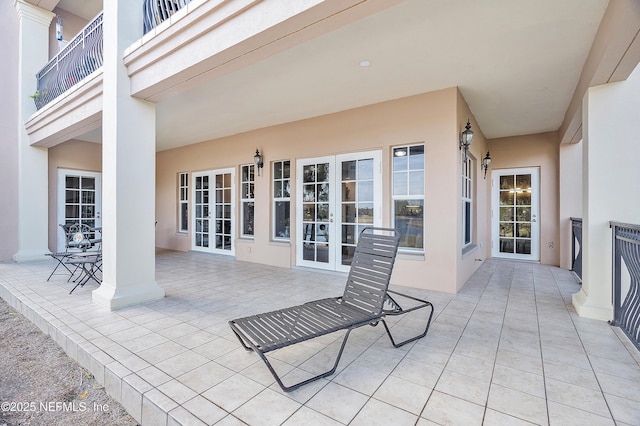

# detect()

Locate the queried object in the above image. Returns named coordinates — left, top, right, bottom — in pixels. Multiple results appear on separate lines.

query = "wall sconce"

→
left=459, top=120, right=474, bottom=161
left=482, top=151, right=491, bottom=179
left=253, top=149, right=264, bottom=176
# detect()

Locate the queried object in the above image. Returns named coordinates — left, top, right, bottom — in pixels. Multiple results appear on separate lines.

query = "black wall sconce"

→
left=482, top=151, right=491, bottom=179
left=253, top=149, right=264, bottom=176
left=459, top=120, right=474, bottom=161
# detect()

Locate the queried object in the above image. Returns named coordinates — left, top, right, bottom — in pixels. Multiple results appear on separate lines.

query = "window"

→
left=392, top=144, right=424, bottom=250
left=273, top=160, right=291, bottom=240
left=462, top=156, right=473, bottom=247
left=241, top=165, right=255, bottom=237
left=178, top=172, right=188, bottom=232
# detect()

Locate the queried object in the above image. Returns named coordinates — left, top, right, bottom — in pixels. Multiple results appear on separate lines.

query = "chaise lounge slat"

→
left=229, top=227, right=434, bottom=392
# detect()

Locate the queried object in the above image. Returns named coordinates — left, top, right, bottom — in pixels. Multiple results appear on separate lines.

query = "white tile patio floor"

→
left=1, top=250, right=640, bottom=425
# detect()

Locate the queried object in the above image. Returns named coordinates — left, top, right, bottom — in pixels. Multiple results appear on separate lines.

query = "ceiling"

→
left=58, top=0, right=610, bottom=150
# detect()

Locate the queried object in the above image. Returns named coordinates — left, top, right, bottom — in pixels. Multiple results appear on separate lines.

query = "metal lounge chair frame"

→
left=229, top=227, right=434, bottom=392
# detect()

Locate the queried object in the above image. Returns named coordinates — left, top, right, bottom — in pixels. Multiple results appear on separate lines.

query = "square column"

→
left=573, top=66, right=640, bottom=320
left=92, top=0, right=164, bottom=309
left=12, top=1, right=54, bottom=261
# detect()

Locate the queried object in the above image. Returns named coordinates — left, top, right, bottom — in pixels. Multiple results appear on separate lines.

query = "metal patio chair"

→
left=45, top=223, right=90, bottom=281
left=229, top=227, right=434, bottom=392
left=66, top=224, right=102, bottom=294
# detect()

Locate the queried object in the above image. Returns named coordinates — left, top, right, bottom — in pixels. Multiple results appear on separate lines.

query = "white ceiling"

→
left=60, top=0, right=610, bottom=150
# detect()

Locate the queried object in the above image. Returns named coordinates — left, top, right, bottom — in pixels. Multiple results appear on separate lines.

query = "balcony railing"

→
left=34, top=13, right=103, bottom=110
left=571, top=217, right=583, bottom=281
left=610, top=221, right=640, bottom=351
left=143, top=0, right=192, bottom=34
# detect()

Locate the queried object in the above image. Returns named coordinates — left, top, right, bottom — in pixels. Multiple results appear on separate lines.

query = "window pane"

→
left=500, top=176, right=514, bottom=190
left=393, top=171, right=407, bottom=195
left=408, top=171, right=424, bottom=195
left=357, top=203, right=374, bottom=223
left=342, top=161, right=356, bottom=181
left=243, top=202, right=254, bottom=235
left=274, top=162, right=282, bottom=179
left=283, top=180, right=291, bottom=197
left=66, top=190, right=79, bottom=204
left=66, top=176, right=80, bottom=189
left=394, top=200, right=423, bottom=249
left=343, top=182, right=355, bottom=202
left=358, top=159, right=373, bottom=180
left=283, top=161, right=290, bottom=179
left=393, top=148, right=408, bottom=170
left=274, top=201, right=290, bottom=238
left=274, top=181, right=283, bottom=198
left=409, top=145, right=424, bottom=169
left=303, top=165, right=315, bottom=183
left=81, top=177, right=95, bottom=190
left=357, top=181, right=373, bottom=202
left=464, top=201, right=471, bottom=245
left=342, top=203, right=356, bottom=223
left=180, top=204, right=188, bottom=231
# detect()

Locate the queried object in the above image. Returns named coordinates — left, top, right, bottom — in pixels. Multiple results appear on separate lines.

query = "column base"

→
left=13, top=249, right=50, bottom=262
left=92, top=282, right=165, bottom=311
left=572, top=288, right=613, bottom=321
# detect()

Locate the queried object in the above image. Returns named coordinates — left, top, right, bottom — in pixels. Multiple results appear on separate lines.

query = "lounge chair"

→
left=229, top=227, right=434, bottom=392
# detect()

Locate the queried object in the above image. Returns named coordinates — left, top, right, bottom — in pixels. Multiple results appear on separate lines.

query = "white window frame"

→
left=178, top=172, right=188, bottom=233
left=241, top=164, right=255, bottom=238
left=462, top=156, right=473, bottom=248
left=392, top=144, right=425, bottom=252
left=272, top=160, right=291, bottom=241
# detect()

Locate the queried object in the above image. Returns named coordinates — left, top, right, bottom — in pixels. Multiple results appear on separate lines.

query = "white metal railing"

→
left=34, top=12, right=103, bottom=110
left=143, top=0, right=192, bottom=34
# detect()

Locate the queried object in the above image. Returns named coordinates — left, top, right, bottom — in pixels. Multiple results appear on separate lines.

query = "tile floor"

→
left=1, top=250, right=639, bottom=425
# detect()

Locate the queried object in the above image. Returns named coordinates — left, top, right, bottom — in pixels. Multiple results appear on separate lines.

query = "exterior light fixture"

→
left=482, top=151, right=491, bottom=179
left=459, top=120, right=474, bottom=161
left=253, top=149, right=264, bottom=176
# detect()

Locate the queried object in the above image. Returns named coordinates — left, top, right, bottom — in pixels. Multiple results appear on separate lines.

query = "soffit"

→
left=62, top=0, right=609, bottom=150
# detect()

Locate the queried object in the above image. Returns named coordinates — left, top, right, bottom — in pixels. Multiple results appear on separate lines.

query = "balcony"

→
left=34, top=12, right=103, bottom=110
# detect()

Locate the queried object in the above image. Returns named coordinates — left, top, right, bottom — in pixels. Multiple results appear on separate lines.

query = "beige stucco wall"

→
left=47, top=140, right=102, bottom=251
left=487, top=132, right=561, bottom=266
left=157, top=88, right=469, bottom=292
left=456, top=91, right=491, bottom=291
left=0, top=1, right=20, bottom=261
left=48, top=8, right=89, bottom=60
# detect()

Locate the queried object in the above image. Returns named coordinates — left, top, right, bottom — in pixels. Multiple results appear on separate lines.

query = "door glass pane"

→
left=81, top=177, right=95, bottom=190
left=301, top=161, right=332, bottom=264
left=500, top=175, right=514, bottom=190
left=499, top=173, right=533, bottom=256
left=66, top=176, right=80, bottom=189
left=214, top=173, right=232, bottom=251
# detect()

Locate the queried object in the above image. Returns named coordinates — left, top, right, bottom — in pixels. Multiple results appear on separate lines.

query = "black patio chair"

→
left=229, top=227, right=434, bottom=392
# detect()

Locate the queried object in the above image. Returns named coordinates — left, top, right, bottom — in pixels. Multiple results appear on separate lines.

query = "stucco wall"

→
left=456, top=91, right=491, bottom=291
left=49, top=8, right=89, bottom=60
left=47, top=140, right=102, bottom=251
left=157, top=88, right=466, bottom=292
left=559, top=140, right=583, bottom=270
left=0, top=1, right=20, bottom=261
left=486, top=132, right=560, bottom=266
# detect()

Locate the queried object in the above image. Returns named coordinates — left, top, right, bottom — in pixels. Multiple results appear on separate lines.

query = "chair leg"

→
left=381, top=290, right=434, bottom=348
left=229, top=321, right=354, bottom=392
left=46, top=254, right=74, bottom=281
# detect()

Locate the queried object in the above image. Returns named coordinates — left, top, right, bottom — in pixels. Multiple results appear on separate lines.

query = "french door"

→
left=296, top=151, right=381, bottom=272
left=192, top=168, right=235, bottom=255
left=491, top=167, right=540, bottom=261
left=57, top=169, right=102, bottom=252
